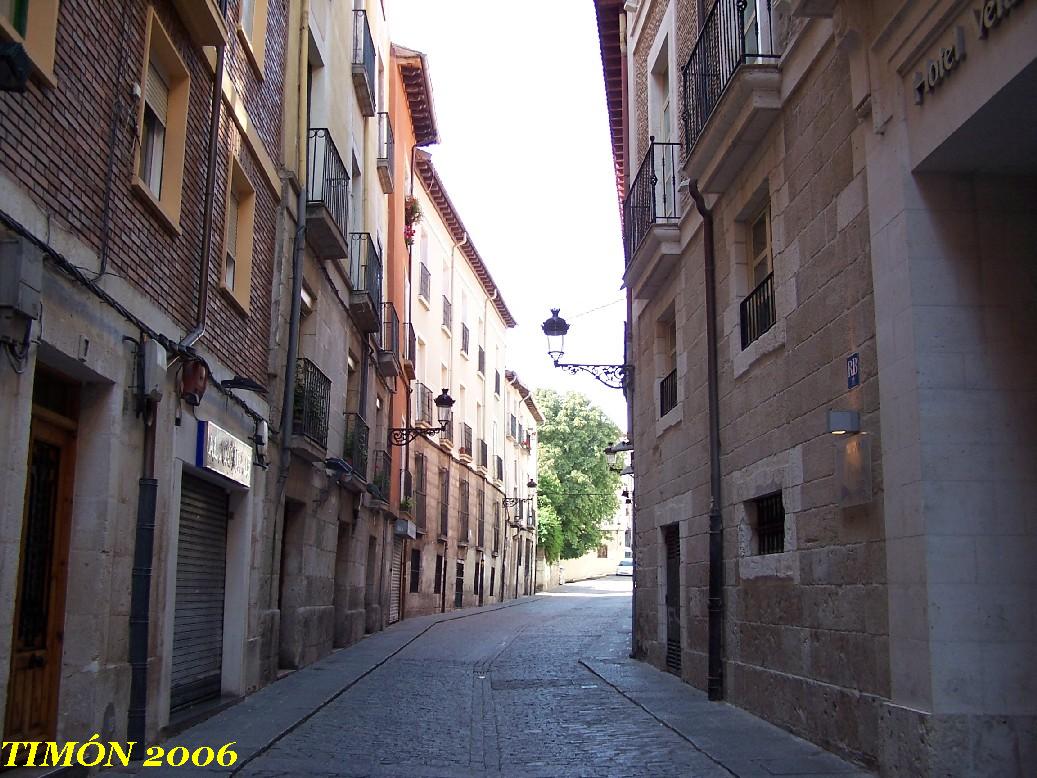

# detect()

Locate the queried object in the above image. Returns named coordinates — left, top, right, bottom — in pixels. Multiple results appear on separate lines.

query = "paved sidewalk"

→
left=580, top=657, right=872, bottom=777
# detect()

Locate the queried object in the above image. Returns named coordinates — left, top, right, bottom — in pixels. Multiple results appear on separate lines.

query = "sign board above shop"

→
left=197, top=420, right=253, bottom=488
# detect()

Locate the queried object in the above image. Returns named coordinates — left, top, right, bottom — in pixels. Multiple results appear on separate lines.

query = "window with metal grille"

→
left=477, top=488, right=485, bottom=547
left=754, top=492, right=785, bottom=555
left=439, top=468, right=449, bottom=537
left=454, top=561, right=464, bottom=608
left=409, top=548, right=420, bottom=592
left=459, top=479, right=470, bottom=542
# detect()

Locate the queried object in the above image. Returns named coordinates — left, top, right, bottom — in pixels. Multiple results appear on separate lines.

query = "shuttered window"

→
left=225, top=190, right=239, bottom=290
left=139, top=62, right=169, bottom=197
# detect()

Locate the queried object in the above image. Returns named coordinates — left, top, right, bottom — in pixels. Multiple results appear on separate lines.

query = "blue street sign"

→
left=847, top=353, right=860, bottom=389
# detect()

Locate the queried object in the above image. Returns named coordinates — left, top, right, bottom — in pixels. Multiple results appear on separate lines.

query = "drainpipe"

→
left=182, top=0, right=229, bottom=348
left=127, top=381, right=158, bottom=747
left=689, top=180, right=724, bottom=701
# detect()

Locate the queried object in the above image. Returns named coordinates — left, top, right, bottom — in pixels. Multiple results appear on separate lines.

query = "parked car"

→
left=616, top=559, right=634, bottom=576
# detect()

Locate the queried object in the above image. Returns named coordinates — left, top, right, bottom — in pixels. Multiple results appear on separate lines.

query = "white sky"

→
left=387, top=0, right=630, bottom=431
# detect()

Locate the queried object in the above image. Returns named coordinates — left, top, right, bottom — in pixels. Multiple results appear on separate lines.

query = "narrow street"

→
left=148, top=579, right=870, bottom=777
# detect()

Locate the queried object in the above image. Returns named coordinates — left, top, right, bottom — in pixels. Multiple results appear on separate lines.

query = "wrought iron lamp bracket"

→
left=552, top=361, right=633, bottom=390
left=388, top=425, right=444, bottom=447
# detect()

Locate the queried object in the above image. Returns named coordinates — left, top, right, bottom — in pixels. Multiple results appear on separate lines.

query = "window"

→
left=493, top=502, right=500, bottom=553
left=434, top=554, right=443, bottom=594
left=237, top=0, right=268, bottom=76
left=221, top=157, right=256, bottom=313
left=414, top=453, right=427, bottom=530
left=409, top=548, right=420, bottom=593
left=597, top=545, right=609, bottom=559
left=494, top=370, right=501, bottom=396
left=489, top=567, right=495, bottom=598
left=454, top=561, right=464, bottom=608
left=419, top=262, right=431, bottom=303
left=749, top=205, right=772, bottom=286
left=0, top=0, right=59, bottom=84
left=740, top=204, right=776, bottom=349
left=656, top=306, right=678, bottom=417
left=754, top=493, right=785, bottom=555
left=135, top=10, right=190, bottom=230
left=438, top=468, right=449, bottom=537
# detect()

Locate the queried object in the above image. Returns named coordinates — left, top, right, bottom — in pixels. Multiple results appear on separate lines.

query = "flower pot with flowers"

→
left=404, top=196, right=422, bottom=247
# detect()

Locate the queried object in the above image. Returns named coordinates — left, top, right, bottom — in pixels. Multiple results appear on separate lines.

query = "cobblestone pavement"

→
left=144, top=579, right=872, bottom=777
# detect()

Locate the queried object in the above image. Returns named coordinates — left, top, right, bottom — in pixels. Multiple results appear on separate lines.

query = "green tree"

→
left=534, top=389, right=621, bottom=561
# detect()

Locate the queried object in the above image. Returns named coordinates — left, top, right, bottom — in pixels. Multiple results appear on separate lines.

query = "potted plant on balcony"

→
left=399, top=496, right=414, bottom=519
left=404, top=195, right=422, bottom=247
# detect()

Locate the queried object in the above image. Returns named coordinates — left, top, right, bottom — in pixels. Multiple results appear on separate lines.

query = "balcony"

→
left=401, top=322, right=416, bottom=381
left=459, top=424, right=474, bottom=463
left=347, top=233, right=383, bottom=333
left=171, top=0, right=228, bottom=46
left=343, top=412, right=370, bottom=481
left=623, top=139, right=680, bottom=264
left=376, top=302, right=401, bottom=378
left=419, top=263, right=431, bottom=303
left=305, top=129, right=350, bottom=260
left=369, top=449, right=391, bottom=504
left=681, top=0, right=782, bottom=193
left=494, top=456, right=504, bottom=484
left=291, top=358, right=331, bottom=460
left=442, top=296, right=452, bottom=332
left=460, top=323, right=470, bottom=356
left=413, top=381, right=434, bottom=428
left=477, top=347, right=485, bottom=375
left=478, top=439, right=488, bottom=471
left=740, top=271, right=776, bottom=349
left=376, top=112, right=394, bottom=194
left=351, top=10, right=376, bottom=117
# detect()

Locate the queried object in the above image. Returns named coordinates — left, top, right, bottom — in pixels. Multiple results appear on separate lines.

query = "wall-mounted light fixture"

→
left=389, top=388, right=455, bottom=446
left=827, top=410, right=860, bottom=435
left=542, top=308, right=632, bottom=390
left=604, top=440, right=633, bottom=473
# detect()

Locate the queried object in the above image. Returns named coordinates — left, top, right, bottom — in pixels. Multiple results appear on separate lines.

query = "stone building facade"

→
left=595, top=0, right=1036, bottom=774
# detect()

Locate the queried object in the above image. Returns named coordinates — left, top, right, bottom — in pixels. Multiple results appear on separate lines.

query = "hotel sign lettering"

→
left=197, top=420, right=253, bottom=487
left=913, top=0, right=1024, bottom=105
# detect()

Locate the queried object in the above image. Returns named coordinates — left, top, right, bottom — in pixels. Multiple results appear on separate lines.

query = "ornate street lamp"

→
left=502, top=478, right=537, bottom=510
left=388, top=388, right=455, bottom=446
left=542, top=308, right=633, bottom=390
left=604, top=440, right=633, bottom=473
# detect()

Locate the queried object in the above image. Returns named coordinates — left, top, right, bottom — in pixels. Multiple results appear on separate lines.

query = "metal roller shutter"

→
left=170, top=475, right=228, bottom=712
left=388, top=538, right=403, bottom=624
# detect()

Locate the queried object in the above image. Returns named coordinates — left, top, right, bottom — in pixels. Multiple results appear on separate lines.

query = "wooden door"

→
left=5, top=415, right=76, bottom=741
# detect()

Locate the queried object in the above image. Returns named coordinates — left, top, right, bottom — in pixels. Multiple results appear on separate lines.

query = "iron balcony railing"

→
left=478, top=439, right=488, bottom=469
left=508, top=414, right=517, bottom=439
left=622, top=138, right=680, bottom=263
left=442, top=296, right=452, bottom=330
left=682, top=0, right=782, bottom=156
left=344, top=412, right=370, bottom=478
left=404, top=322, right=416, bottom=365
left=419, top=263, right=431, bottom=301
left=660, top=368, right=678, bottom=417
left=739, top=271, right=775, bottom=349
left=307, top=128, right=349, bottom=242
left=495, top=455, right=504, bottom=482
left=460, top=323, right=470, bottom=355
left=348, top=233, right=383, bottom=311
left=292, top=358, right=331, bottom=449
left=376, top=112, right=394, bottom=179
left=413, top=381, right=434, bottom=426
left=441, top=412, right=454, bottom=445
left=477, top=346, right=485, bottom=374
left=461, top=424, right=473, bottom=457
left=351, top=10, right=376, bottom=116
left=371, top=449, right=391, bottom=502
left=380, top=302, right=400, bottom=357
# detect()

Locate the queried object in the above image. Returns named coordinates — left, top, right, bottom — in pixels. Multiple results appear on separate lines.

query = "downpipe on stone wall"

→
left=127, top=384, right=158, bottom=745
left=689, top=181, right=725, bottom=702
